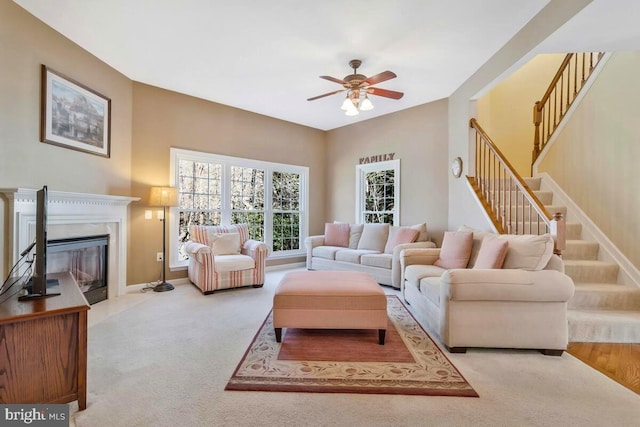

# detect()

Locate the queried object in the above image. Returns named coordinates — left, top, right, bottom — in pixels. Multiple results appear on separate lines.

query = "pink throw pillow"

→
left=434, top=231, right=473, bottom=269
left=324, top=223, right=350, bottom=247
left=473, top=237, right=509, bottom=269
left=384, top=228, right=419, bottom=254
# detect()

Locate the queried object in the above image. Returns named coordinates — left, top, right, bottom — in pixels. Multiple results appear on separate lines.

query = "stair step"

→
left=523, top=177, right=541, bottom=191
left=534, top=190, right=553, bottom=205
left=570, top=283, right=640, bottom=310
left=564, top=260, right=619, bottom=283
left=565, top=223, right=582, bottom=240
left=568, top=309, right=640, bottom=343
left=563, top=240, right=599, bottom=260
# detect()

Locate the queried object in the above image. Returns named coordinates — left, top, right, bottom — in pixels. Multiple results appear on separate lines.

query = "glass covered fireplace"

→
left=47, top=234, right=109, bottom=305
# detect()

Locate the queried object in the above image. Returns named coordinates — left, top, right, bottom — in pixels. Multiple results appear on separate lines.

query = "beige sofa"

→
left=400, top=231, right=575, bottom=355
left=305, top=222, right=435, bottom=289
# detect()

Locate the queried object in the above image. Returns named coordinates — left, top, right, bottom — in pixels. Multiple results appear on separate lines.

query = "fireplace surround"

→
left=1, top=188, right=138, bottom=299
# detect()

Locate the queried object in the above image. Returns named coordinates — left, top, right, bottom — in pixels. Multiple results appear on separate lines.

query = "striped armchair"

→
left=184, top=224, right=270, bottom=294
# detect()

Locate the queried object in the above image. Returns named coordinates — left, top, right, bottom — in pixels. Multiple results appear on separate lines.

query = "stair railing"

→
left=532, top=52, right=604, bottom=164
left=470, top=118, right=565, bottom=255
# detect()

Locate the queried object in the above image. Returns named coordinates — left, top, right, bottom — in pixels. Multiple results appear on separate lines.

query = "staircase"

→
left=525, top=176, right=640, bottom=343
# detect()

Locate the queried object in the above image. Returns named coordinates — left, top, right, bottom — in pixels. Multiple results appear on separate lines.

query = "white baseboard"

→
left=266, top=262, right=306, bottom=272
left=538, top=172, right=640, bottom=288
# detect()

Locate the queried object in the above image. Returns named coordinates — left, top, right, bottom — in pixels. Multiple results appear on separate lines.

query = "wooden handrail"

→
left=533, top=52, right=604, bottom=165
left=470, top=118, right=565, bottom=254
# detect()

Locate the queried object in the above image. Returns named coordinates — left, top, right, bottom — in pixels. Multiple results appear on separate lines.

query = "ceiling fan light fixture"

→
left=345, top=103, right=359, bottom=116
left=340, top=95, right=352, bottom=111
left=360, top=93, right=374, bottom=111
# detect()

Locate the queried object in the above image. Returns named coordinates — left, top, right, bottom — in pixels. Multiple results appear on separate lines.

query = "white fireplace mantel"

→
left=1, top=188, right=139, bottom=298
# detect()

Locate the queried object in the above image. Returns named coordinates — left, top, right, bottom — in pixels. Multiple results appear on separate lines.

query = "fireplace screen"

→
left=47, top=234, right=109, bottom=304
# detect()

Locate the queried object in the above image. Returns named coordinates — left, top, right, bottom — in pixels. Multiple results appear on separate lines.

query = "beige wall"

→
left=130, top=83, right=326, bottom=284
left=325, top=100, right=449, bottom=245
left=0, top=1, right=132, bottom=275
left=477, top=54, right=565, bottom=176
left=539, top=52, right=640, bottom=270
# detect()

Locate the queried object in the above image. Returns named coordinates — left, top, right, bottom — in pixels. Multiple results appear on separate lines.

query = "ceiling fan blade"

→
left=307, top=89, right=346, bottom=101
left=367, top=87, right=404, bottom=100
left=319, top=75, right=347, bottom=85
left=363, top=71, right=396, bottom=86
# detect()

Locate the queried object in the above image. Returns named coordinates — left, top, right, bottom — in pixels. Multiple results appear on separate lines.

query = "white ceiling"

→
left=13, top=0, right=640, bottom=131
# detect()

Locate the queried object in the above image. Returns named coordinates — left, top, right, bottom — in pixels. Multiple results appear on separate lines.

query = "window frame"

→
left=169, top=148, right=309, bottom=269
left=355, top=159, right=400, bottom=225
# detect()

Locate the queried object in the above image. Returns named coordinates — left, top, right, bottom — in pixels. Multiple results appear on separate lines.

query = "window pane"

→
left=364, top=169, right=394, bottom=220
left=231, top=166, right=264, bottom=210
left=272, top=171, right=300, bottom=210
left=178, top=160, right=221, bottom=210
left=364, top=212, right=394, bottom=224
left=232, top=211, right=264, bottom=242
left=273, top=213, right=300, bottom=251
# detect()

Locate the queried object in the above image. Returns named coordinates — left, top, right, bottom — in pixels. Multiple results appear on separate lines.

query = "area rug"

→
left=225, top=295, right=478, bottom=397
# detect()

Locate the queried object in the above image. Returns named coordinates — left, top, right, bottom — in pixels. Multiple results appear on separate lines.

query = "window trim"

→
left=355, top=159, right=400, bottom=225
left=169, top=148, right=309, bottom=269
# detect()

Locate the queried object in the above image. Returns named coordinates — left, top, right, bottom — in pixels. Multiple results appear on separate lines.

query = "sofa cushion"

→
left=473, top=237, right=509, bottom=269
left=458, top=225, right=495, bottom=268
left=384, top=227, right=419, bottom=254
left=404, top=264, right=447, bottom=284
left=214, top=254, right=255, bottom=272
left=357, top=223, right=390, bottom=252
left=434, top=231, right=473, bottom=269
left=501, top=234, right=554, bottom=271
left=324, top=223, right=350, bottom=247
left=360, top=253, right=392, bottom=269
left=209, top=232, right=241, bottom=256
left=312, top=246, right=343, bottom=260
left=419, top=276, right=442, bottom=307
left=335, top=249, right=380, bottom=264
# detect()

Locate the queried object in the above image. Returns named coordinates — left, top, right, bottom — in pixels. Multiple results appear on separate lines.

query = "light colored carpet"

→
left=72, top=268, right=640, bottom=427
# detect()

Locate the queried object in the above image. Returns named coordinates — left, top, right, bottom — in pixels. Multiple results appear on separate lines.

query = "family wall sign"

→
left=359, top=152, right=396, bottom=164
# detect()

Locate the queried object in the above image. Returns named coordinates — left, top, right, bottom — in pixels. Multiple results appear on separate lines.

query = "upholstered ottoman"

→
left=273, top=271, right=388, bottom=344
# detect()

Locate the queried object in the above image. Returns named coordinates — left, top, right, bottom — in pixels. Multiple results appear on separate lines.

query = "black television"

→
left=18, top=185, right=60, bottom=301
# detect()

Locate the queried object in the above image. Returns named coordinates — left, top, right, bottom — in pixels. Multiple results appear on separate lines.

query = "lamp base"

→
left=153, top=281, right=175, bottom=292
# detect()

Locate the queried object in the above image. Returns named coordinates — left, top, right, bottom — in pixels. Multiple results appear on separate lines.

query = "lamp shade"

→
left=149, top=186, right=179, bottom=207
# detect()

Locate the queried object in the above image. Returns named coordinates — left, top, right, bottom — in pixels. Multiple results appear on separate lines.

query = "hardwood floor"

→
left=567, top=342, right=640, bottom=395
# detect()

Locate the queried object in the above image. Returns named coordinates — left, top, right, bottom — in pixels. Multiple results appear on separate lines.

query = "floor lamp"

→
left=149, top=186, right=179, bottom=292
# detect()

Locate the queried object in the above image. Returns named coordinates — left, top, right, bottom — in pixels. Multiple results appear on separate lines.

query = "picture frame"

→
left=40, top=65, right=111, bottom=158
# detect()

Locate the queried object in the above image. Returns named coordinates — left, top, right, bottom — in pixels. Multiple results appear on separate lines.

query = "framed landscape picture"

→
left=40, top=65, right=111, bottom=158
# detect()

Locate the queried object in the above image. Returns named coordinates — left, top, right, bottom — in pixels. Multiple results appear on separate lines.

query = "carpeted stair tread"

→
left=563, top=240, right=600, bottom=260
left=523, top=177, right=541, bottom=190
left=533, top=191, right=553, bottom=205
left=570, top=283, right=640, bottom=310
left=568, top=309, right=640, bottom=343
left=564, top=260, right=619, bottom=283
left=565, top=223, right=582, bottom=240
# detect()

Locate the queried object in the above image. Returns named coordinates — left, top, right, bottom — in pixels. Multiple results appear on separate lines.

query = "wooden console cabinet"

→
left=0, top=272, right=89, bottom=410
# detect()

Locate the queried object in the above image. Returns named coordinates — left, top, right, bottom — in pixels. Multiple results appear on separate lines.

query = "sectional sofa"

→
left=305, top=222, right=435, bottom=289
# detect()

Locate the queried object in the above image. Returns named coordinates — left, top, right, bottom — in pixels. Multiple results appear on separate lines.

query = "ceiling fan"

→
left=307, top=59, right=404, bottom=116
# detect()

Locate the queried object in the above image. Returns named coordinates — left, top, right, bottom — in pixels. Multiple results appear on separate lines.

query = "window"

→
left=169, top=148, right=308, bottom=268
left=355, top=159, right=400, bottom=225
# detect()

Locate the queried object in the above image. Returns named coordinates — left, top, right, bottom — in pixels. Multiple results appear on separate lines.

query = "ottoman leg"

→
left=275, top=327, right=282, bottom=343
left=378, top=329, right=386, bottom=345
